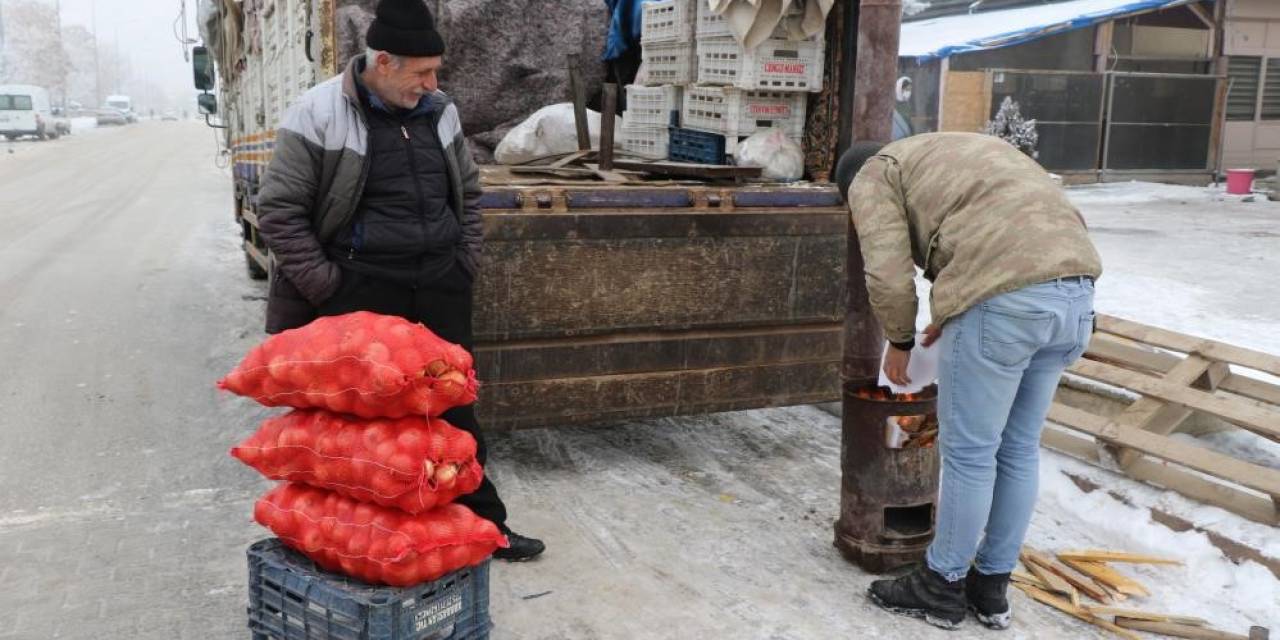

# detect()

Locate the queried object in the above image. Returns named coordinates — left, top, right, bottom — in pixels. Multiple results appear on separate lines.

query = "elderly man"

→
left=257, top=0, right=544, bottom=562
left=836, top=133, right=1101, bottom=630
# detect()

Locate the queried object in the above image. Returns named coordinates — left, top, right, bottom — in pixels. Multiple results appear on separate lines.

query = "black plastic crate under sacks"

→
left=247, top=538, right=492, bottom=640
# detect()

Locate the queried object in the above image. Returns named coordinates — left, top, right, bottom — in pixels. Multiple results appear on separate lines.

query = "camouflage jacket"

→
left=847, top=132, right=1103, bottom=344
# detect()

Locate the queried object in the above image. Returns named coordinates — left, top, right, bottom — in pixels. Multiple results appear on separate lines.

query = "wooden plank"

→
left=547, top=149, right=595, bottom=169
left=1068, top=359, right=1280, bottom=443
left=1085, top=334, right=1280, bottom=407
left=598, top=83, right=617, bottom=172
left=1085, top=606, right=1208, bottom=627
left=1115, top=618, right=1250, bottom=640
left=1220, top=373, right=1280, bottom=408
left=567, top=54, right=591, bottom=151
left=1096, top=579, right=1128, bottom=602
left=1042, top=426, right=1279, bottom=526
left=1061, top=560, right=1150, bottom=597
left=611, top=160, right=763, bottom=179
left=1022, top=550, right=1079, bottom=600
left=1013, top=584, right=1142, bottom=640
left=1012, top=569, right=1051, bottom=590
left=1115, top=355, right=1214, bottom=468
left=939, top=70, right=991, bottom=133
left=1096, top=315, right=1280, bottom=378
left=1057, top=550, right=1183, bottom=566
left=1047, top=404, right=1280, bottom=500
left=1031, top=551, right=1114, bottom=603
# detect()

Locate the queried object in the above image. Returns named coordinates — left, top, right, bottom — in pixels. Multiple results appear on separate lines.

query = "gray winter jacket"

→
left=257, top=55, right=484, bottom=334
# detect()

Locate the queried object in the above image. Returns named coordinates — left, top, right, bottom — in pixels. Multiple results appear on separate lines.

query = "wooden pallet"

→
left=1046, top=315, right=1280, bottom=526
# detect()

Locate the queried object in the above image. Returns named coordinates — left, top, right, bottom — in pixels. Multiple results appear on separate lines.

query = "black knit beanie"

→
left=366, top=0, right=445, bottom=57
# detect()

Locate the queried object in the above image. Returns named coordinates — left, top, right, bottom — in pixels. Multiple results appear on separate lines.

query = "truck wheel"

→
left=246, top=252, right=269, bottom=280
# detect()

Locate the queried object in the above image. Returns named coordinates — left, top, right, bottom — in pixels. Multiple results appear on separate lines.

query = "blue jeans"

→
left=925, top=278, right=1095, bottom=581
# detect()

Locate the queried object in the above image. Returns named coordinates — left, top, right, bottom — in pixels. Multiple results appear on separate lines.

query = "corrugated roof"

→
left=899, top=0, right=1200, bottom=61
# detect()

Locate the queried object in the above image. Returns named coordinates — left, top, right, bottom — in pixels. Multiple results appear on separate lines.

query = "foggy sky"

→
left=57, top=0, right=200, bottom=103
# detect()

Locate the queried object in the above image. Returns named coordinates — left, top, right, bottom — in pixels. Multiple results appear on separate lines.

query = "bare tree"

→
left=0, top=0, right=71, bottom=98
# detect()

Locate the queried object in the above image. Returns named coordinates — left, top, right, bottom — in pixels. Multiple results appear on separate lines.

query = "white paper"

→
left=877, top=336, right=939, bottom=395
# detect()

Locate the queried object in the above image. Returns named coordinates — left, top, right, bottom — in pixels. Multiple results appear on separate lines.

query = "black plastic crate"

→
left=247, top=538, right=491, bottom=640
left=668, top=127, right=727, bottom=165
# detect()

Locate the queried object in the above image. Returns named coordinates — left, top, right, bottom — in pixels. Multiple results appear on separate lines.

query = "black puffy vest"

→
left=331, top=99, right=460, bottom=285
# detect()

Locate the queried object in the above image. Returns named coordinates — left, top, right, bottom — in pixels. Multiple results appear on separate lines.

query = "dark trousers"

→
left=318, top=263, right=509, bottom=532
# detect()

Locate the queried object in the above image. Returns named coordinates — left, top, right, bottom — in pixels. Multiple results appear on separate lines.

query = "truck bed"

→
left=471, top=173, right=848, bottom=430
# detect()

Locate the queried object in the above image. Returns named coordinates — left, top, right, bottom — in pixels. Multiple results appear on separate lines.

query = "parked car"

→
left=95, top=108, right=129, bottom=126
left=0, top=84, right=70, bottom=140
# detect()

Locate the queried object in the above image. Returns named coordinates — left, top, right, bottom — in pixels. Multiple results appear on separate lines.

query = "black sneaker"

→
left=493, top=531, right=545, bottom=562
left=868, top=565, right=966, bottom=630
left=966, top=570, right=1012, bottom=630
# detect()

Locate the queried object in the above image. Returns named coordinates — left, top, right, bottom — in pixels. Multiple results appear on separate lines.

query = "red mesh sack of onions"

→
left=254, top=483, right=508, bottom=587
left=218, top=311, right=478, bottom=418
left=232, top=410, right=484, bottom=514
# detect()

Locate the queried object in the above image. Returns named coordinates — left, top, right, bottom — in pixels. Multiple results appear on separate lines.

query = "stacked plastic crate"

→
left=622, top=0, right=697, bottom=160
left=628, top=0, right=824, bottom=164
left=687, top=1, right=824, bottom=157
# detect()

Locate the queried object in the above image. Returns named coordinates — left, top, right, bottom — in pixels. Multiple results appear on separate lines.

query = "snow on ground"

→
left=70, top=116, right=98, bottom=132
left=1028, top=455, right=1278, bottom=630
left=1068, top=181, right=1279, bottom=356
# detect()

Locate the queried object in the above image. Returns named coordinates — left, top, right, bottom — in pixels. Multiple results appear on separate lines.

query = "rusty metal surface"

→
left=835, top=387, right=940, bottom=573
left=470, top=201, right=848, bottom=430
left=835, top=0, right=928, bottom=575
left=851, top=0, right=902, bottom=143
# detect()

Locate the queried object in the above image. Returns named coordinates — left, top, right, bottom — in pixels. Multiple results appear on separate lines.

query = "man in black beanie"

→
left=257, top=0, right=545, bottom=562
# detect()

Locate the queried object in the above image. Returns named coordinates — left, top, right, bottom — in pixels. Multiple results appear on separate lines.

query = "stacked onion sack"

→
left=220, top=311, right=507, bottom=587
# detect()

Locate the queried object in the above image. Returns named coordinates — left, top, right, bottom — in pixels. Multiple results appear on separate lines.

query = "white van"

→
left=0, top=84, right=70, bottom=140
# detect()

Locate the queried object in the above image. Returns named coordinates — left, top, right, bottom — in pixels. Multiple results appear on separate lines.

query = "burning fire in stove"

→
left=886, top=414, right=938, bottom=449
left=852, top=386, right=929, bottom=402
left=849, top=385, right=939, bottom=449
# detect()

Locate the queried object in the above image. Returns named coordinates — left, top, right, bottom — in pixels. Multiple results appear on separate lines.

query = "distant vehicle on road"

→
left=161, top=110, right=179, bottom=121
left=105, top=95, right=137, bottom=123
left=95, top=108, right=129, bottom=126
left=0, top=84, right=70, bottom=140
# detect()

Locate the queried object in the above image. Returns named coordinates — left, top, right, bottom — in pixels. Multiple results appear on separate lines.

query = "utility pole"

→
left=113, top=26, right=119, bottom=94
left=0, top=0, right=7, bottom=82
left=54, top=0, right=64, bottom=106
left=92, top=0, right=101, bottom=106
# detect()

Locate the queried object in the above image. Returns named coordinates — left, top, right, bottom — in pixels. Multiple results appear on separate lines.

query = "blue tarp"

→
left=604, top=0, right=661, bottom=61
left=899, top=0, right=1201, bottom=62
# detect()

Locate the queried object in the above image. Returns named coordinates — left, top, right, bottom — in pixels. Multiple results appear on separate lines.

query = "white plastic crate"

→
left=695, top=0, right=807, bottom=41
left=641, top=0, right=696, bottom=44
left=682, top=85, right=808, bottom=142
left=625, top=85, right=682, bottom=127
left=620, top=125, right=669, bottom=160
left=697, top=37, right=825, bottom=92
left=641, top=41, right=697, bottom=86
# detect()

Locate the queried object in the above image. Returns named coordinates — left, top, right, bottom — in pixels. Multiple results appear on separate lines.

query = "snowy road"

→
left=0, top=124, right=1274, bottom=638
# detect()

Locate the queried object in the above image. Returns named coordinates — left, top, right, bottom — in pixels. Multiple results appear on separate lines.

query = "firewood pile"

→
left=1015, top=548, right=1270, bottom=640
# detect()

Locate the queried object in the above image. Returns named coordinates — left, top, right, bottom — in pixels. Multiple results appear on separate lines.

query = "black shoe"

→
left=965, top=569, right=1012, bottom=630
left=867, top=565, right=966, bottom=630
left=493, top=531, right=545, bottom=562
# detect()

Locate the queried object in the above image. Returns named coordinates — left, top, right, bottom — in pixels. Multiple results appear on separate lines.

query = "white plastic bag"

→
left=735, top=128, right=804, bottom=182
left=494, top=103, right=622, bottom=165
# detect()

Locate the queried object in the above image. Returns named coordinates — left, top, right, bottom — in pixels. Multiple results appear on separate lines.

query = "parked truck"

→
left=194, top=0, right=849, bottom=430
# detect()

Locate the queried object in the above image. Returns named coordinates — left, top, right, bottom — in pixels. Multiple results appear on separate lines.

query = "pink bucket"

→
left=1226, top=169, right=1255, bottom=195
